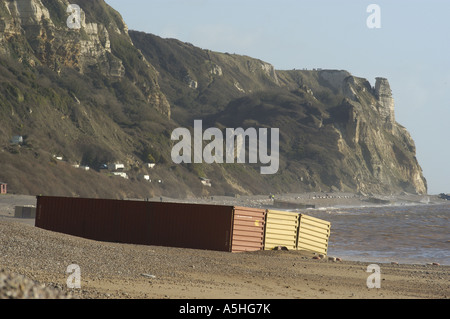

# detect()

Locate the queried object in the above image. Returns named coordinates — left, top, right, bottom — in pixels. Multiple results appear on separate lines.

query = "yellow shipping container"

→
left=264, top=210, right=299, bottom=250
left=297, top=214, right=331, bottom=255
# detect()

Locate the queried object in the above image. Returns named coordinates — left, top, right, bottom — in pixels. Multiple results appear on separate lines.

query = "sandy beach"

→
left=0, top=193, right=449, bottom=300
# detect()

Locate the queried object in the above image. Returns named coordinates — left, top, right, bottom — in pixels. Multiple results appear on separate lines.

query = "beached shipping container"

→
left=35, top=196, right=265, bottom=253
left=297, top=214, right=331, bottom=255
left=264, top=210, right=300, bottom=250
left=263, top=210, right=331, bottom=254
left=231, top=207, right=266, bottom=252
left=35, top=196, right=150, bottom=245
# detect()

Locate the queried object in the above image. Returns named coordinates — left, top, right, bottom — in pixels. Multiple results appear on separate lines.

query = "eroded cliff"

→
left=0, top=0, right=427, bottom=198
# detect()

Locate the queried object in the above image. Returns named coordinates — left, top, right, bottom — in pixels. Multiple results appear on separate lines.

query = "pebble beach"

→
left=0, top=193, right=449, bottom=300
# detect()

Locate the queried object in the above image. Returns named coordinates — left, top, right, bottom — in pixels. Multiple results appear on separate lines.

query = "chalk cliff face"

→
left=0, top=0, right=170, bottom=116
left=0, top=1, right=427, bottom=198
left=326, top=75, right=426, bottom=195
left=130, top=32, right=427, bottom=195
left=374, top=77, right=396, bottom=126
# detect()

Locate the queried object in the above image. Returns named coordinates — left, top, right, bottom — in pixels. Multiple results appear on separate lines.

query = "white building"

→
left=201, top=178, right=212, bottom=187
left=113, top=172, right=128, bottom=179
left=109, top=163, right=125, bottom=170
left=11, top=136, right=23, bottom=145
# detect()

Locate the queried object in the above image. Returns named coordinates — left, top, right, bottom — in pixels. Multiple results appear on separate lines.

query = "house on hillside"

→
left=200, top=178, right=212, bottom=187
left=140, top=174, right=151, bottom=182
left=10, top=136, right=23, bottom=145
left=0, top=182, right=7, bottom=194
left=112, top=172, right=128, bottom=179
left=109, top=163, right=125, bottom=171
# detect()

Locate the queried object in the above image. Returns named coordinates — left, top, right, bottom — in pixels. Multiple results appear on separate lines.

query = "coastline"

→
left=145, top=191, right=444, bottom=210
left=1, top=193, right=449, bottom=299
left=0, top=191, right=442, bottom=212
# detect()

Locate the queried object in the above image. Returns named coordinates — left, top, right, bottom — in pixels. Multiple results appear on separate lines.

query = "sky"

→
left=105, top=0, right=450, bottom=195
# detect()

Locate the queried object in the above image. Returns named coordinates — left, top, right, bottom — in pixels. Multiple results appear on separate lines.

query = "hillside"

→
left=0, top=0, right=427, bottom=199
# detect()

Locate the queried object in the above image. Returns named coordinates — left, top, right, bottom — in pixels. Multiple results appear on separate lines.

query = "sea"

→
left=301, top=202, right=450, bottom=266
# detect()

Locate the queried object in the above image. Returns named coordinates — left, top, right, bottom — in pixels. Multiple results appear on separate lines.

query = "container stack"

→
left=35, top=196, right=266, bottom=253
left=35, top=196, right=330, bottom=255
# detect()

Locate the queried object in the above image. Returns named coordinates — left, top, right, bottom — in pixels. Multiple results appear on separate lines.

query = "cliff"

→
left=0, top=0, right=170, bottom=115
left=0, top=0, right=427, bottom=198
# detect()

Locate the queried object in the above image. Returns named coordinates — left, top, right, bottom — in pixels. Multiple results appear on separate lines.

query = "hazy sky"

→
left=105, top=0, right=449, bottom=195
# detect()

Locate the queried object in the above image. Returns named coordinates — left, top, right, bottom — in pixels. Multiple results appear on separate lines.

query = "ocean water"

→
left=302, top=202, right=450, bottom=266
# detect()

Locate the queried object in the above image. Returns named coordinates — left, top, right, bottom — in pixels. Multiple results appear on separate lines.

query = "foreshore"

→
left=0, top=193, right=449, bottom=299
left=0, top=191, right=442, bottom=214
left=151, top=191, right=443, bottom=211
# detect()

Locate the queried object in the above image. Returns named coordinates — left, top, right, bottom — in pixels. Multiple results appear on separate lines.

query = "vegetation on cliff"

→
left=0, top=0, right=427, bottom=198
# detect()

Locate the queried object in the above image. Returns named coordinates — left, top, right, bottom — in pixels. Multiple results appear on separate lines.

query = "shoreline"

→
left=0, top=191, right=445, bottom=208
left=150, top=191, right=446, bottom=209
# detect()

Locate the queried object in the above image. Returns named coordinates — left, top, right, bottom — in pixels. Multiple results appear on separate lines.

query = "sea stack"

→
left=374, top=77, right=396, bottom=127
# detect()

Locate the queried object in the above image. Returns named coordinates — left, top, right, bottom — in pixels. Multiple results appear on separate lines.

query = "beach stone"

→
left=328, top=257, right=337, bottom=262
left=274, top=246, right=289, bottom=251
left=0, top=269, right=72, bottom=299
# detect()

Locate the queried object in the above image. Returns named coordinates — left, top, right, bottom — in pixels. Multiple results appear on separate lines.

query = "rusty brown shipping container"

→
left=145, top=201, right=234, bottom=252
left=35, top=196, right=150, bottom=245
left=35, top=196, right=265, bottom=252
left=146, top=203, right=265, bottom=252
left=231, top=207, right=266, bottom=252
